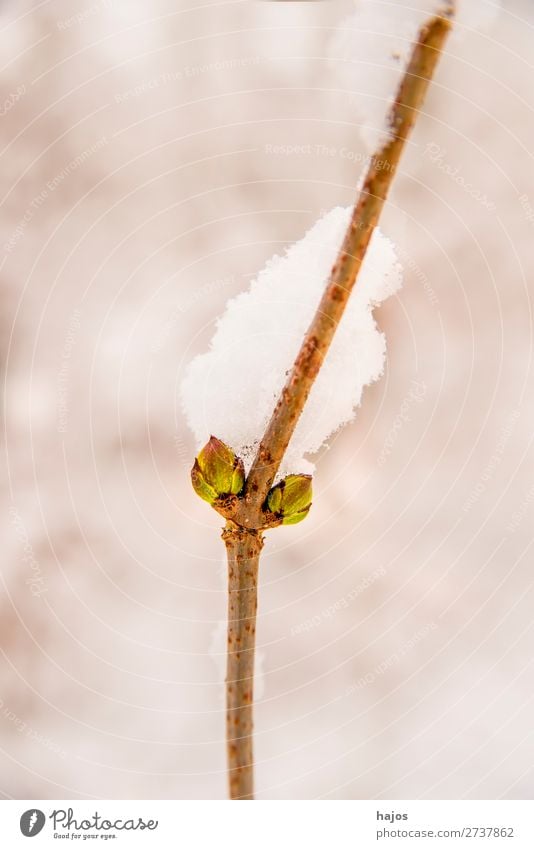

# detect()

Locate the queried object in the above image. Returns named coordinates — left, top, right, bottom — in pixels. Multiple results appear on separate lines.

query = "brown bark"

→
left=222, top=523, right=264, bottom=800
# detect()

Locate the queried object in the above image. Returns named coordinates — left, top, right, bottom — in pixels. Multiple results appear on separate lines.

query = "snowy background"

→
left=1, top=0, right=533, bottom=799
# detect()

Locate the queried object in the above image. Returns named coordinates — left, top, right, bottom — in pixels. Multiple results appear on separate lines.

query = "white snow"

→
left=180, top=206, right=402, bottom=477
left=330, top=0, right=502, bottom=151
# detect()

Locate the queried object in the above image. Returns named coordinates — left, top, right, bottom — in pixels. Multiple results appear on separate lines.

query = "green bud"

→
left=191, top=436, right=245, bottom=504
left=266, top=474, right=313, bottom=525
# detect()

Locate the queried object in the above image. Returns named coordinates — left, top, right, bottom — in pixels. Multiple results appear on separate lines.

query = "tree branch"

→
left=205, top=10, right=453, bottom=801
left=222, top=523, right=263, bottom=800
left=242, top=12, right=453, bottom=517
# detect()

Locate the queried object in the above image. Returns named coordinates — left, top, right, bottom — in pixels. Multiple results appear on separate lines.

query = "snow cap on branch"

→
left=180, top=207, right=402, bottom=478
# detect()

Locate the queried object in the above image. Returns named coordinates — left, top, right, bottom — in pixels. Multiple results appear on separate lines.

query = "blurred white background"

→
left=1, top=0, right=533, bottom=799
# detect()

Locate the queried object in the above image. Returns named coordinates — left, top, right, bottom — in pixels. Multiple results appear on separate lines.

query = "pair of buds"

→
left=191, top=436, right=312, bottom=525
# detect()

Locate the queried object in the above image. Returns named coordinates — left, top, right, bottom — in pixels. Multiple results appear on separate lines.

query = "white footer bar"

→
left=1, top=800, right=532, bottom=848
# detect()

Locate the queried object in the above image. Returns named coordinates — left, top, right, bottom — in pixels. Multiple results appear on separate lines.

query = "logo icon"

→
left=20, top=809, right=46, bottom=837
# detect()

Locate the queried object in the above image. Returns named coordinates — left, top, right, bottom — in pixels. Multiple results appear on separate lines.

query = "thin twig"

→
left=244, top=12, right=453, bottom=515
left=222, top=524, right=263, bottom=800
left=221, top=11, right=453, bottom=800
